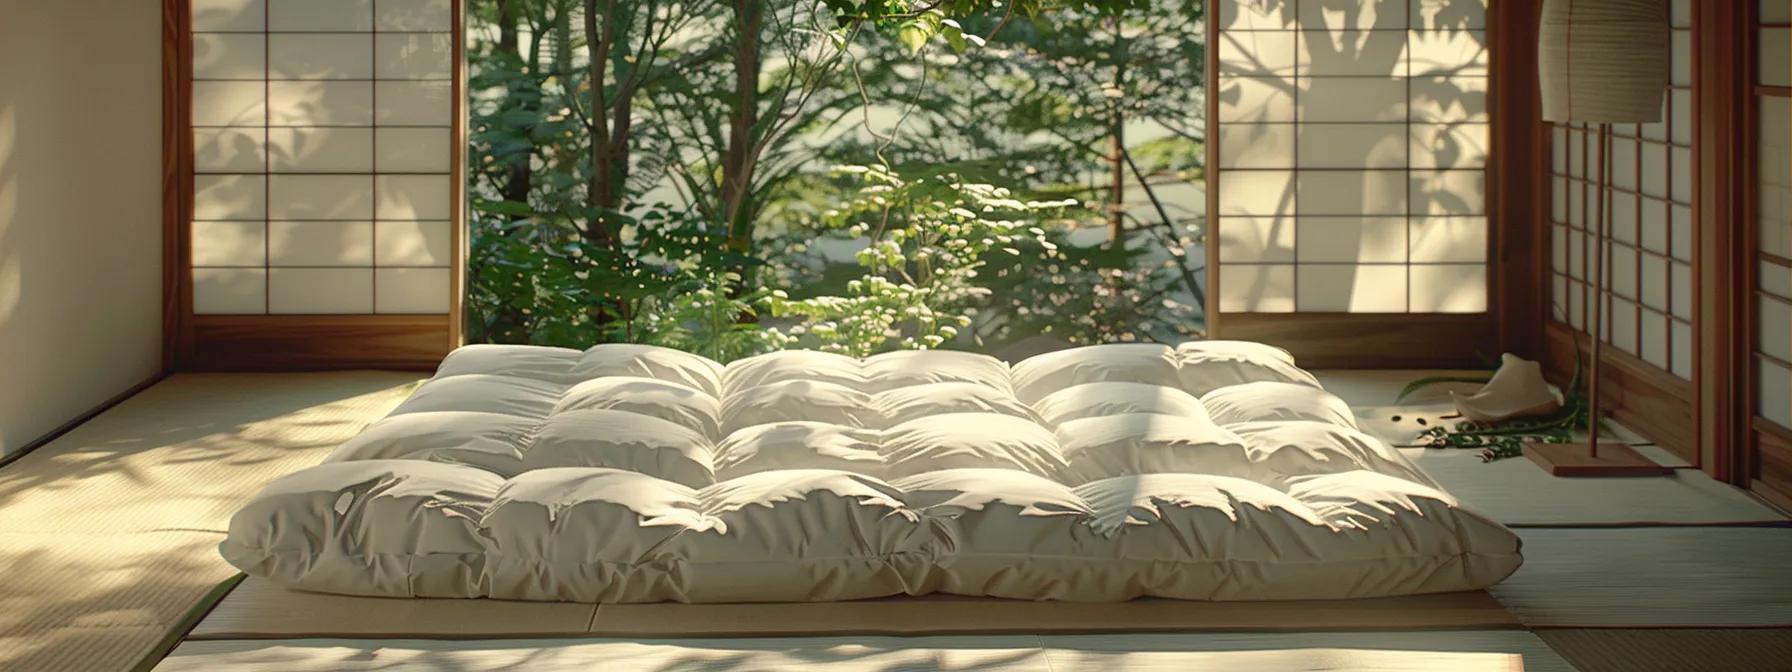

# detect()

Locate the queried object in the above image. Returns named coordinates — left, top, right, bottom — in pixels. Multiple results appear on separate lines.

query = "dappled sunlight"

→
left=0, top=532, right=234, bottom=670
left=0, top=102, right=19, bottom=349
left=0, top=369, right=422, bottom=670
left=160, top=636, right=1054, bottom=671
left=0, top=373, right=421, bottom=519
left=1048, top=645, right=1525, bottom=671
left=1215, top=0, right=1489, bottom=314
left=158, top=632, right=1564, bottom=670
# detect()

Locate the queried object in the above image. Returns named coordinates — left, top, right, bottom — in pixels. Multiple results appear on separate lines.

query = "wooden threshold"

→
left=1215, top=313, right=1499, bottom=370
left=183, top=315, right=450, bottom=372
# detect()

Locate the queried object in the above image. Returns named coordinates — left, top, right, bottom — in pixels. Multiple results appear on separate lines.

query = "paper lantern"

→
left=1538, top=0, right=1670, bottom=123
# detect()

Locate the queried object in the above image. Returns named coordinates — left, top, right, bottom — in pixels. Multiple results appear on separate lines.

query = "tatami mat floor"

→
left=157, top=631, right=1584, bottom=672
left=0, top=373, right=421, bottom=672
left=1, top=370, right=1786, bottom=671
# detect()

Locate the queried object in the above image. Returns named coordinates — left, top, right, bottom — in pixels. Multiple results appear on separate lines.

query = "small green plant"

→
left=1401, top=359, right=1612, bottom=462
left=635, top=272, right=792, bottom=363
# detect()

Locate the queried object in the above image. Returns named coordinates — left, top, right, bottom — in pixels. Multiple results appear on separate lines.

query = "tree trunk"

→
left=1107, top=113, right=1125, bottom=243
left=583, top=0, right=619, bottom=247
left=721, top=0, right=762, bottom=252
left=1106, top=17, right=1128, bottom=245
left=497, top=0, right=533, bottom=205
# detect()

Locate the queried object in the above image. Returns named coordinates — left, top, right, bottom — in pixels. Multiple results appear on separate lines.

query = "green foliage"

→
left=1406, top=358, right=1616, bottom=462
left=766, top=165, right=1079, bottom=356
left=463, top=0, right=1208, bottom=354
left=635, top=272, right=792, bottom=362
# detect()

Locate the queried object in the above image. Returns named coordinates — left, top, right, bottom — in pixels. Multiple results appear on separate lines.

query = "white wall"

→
left=0, top=0, right=163, bottom=454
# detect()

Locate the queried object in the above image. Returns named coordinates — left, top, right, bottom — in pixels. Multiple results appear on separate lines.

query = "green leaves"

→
left=472, top=199, right=536, bottom=218
left=1404, top=355, right=1615, bottom=463
left=894, top=11, right=987, bottom=56
left=766, top=165, right=1083, bottom=356
left=897, top=18, right=932, bottom=55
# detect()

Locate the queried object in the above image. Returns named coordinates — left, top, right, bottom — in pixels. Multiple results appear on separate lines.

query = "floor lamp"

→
left=1528, top=0, right=1675, bottom=477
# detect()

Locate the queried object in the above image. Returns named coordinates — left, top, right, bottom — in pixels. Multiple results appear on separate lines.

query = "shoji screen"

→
left=1213, top=0, right=1490, bottom=316
left=1547, top=0, right=1695, bottom=381
left=181, top=0, right=458, bottom=369
left=190, top=0, right=454, bottom=316
left=1752, top=0, right=1791, bottom=508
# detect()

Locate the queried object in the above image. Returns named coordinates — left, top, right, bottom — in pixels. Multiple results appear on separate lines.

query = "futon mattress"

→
left=220, top=341, right=1523, bottom=602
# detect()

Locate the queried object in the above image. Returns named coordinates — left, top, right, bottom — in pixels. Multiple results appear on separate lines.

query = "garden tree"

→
left=577, top=0, right=734, bottom=246
left=673, top=0, right=1158, bottom=253
left=468, top=0, right=731, bottom=342
left=809, top=0, right=1208, bottom=310
left=463, top=0, right=1193, bottom=352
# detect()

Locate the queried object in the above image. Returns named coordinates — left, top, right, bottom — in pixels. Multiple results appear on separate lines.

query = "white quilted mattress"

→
left=220, top=341, right=1522, bottom=603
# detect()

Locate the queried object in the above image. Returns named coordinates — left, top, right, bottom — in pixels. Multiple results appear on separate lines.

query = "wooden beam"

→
left=1217, top=313, right=1498, bottom=370
left=449, top=0, right=467, bottom=355
left=161, top=0, right=192, bottom=373
left=1490, top=0, right=1548, bottom=362
left=1695, top=0, right=1749, bottom=481
left=186, top=315, right=452, bottom=372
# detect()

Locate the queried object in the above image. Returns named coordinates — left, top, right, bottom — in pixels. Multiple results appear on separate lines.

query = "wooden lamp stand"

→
left=1524, top=123, right=1672, bottom=478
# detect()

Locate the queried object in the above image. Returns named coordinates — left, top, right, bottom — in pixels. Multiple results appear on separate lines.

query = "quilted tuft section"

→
left=520, top=409, right=715, bottom=488
left=1054, top=413, right=1252, bottom=484
left=721, top=380, right=878, bottom=432
left=1009, top=343, right=1182, bottom=404
left=434, top=344, right=584, bottom=383
left=1201, top=381, right=1359, bottom=429
left=881, top=413, right=1069, bottom=480
left=1175, top=340, right=1322, bottom=396
left=323, top=411, right=534, bottom=476
left=1033, top=381, right=1210, bottom=427
left=570, top=344, right=725, bottom=396
left=222, top=341, right=1525, bottom=603
left=554, top=377, right=721, bottom=438
left=388, top=374, right=564, bottom=419
left=480, top=468, right=717, bottom=602
left=220, top=460, right=500, bottom=598
left=712, top=422, right=885, bottom=480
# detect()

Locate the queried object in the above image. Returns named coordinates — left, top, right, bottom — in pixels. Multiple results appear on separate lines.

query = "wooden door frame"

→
left=1696, top=0, right=1749, bottom=484
left=1734, top=1, right=1792, bottom=508
left=160, top=0, right=464, bottom=372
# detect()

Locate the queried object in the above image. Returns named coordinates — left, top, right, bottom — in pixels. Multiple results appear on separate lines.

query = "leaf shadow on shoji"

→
left=189, top=0, right=455, bottom=317
left=1215, top=0, right=1489, bottom=314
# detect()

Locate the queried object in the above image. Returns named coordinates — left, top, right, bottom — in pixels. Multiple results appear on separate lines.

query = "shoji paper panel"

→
left=190, top=0, right=454, bottom=315
left=1215, top=0, right=1489, bottom=314
left=1756, top=0, right=1792, bottom=428
left=1548, top=0, right=1695, bottom=379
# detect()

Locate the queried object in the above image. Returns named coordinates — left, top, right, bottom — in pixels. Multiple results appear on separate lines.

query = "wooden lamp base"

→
left=1524, top=442, right=1674, bottom=477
